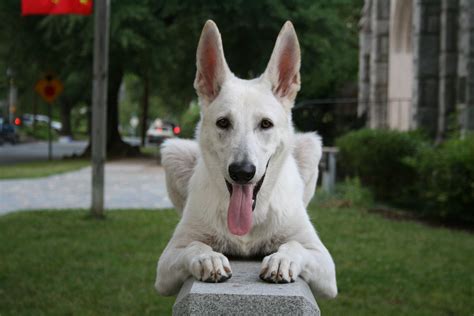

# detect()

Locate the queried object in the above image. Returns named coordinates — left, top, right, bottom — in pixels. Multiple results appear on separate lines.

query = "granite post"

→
left=173, top=261, right=320, bottom=316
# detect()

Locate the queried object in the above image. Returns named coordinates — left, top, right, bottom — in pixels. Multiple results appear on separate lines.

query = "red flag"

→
left=22, top=0, right=93, bottom=16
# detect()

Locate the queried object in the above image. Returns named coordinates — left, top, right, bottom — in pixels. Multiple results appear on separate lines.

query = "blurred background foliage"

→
left=0, top=0, right=362, bottom=152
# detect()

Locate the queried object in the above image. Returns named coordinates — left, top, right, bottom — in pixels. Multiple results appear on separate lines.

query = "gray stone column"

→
left=457, top=0, right=474, bottom=134
left=173, top=261, right=320, bottom=316
left=369, top=0, right=390, bottom=128
left=437, top=0, right=459, bottom=140
left=412, top=0, right=441, bottom=136
left=358, top=0, right=372, bottom=117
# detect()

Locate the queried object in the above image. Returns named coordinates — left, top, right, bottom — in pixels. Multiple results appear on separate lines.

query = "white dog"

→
left=155, top=20, right=337, bottom=299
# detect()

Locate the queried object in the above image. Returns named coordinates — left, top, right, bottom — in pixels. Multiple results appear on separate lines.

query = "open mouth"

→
left=225, top=160, right=270, bottom=236
left=225, top=173, right=265, bottom=211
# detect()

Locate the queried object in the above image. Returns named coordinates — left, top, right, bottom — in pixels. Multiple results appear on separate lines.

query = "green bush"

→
left=407, top=135, right=474, bottom=223
left=337, top=178, right=374, bottom=208
left=336, top=129, right=425, bottom=204
left=179, top=101, right=200, bottom=139
left=19, top=124, right=59, bottom=141
left=315, top=178, right=374, bottom=209
left=337, top=129, right=473, bottom=223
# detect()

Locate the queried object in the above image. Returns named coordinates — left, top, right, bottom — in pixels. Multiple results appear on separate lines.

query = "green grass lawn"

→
left=0, top=160, right=90, bottom=180
left=0, top=206, right=473, bottom=315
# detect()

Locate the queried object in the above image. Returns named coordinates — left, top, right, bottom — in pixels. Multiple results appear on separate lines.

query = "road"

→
left=0, top=137, right=143, bottom=164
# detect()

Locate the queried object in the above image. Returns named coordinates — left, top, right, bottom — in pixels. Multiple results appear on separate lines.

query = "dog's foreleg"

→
left=155, top=239, right=232, bottom=296
left=260, top=231, right=338, bottom=298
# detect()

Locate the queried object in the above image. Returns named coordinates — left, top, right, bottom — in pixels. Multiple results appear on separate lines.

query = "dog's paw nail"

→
left=224, top=266, right=231, bottom=273
left=289, top=270, right=293, bottom=278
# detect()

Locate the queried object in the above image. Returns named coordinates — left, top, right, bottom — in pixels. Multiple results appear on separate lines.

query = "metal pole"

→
left=48, top=103, right=52, bottom=161
left=91, top=0, right=110, bottom=218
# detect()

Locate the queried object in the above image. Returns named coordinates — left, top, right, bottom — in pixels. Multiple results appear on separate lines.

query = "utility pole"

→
left=91, top=0, right=110, bottom=218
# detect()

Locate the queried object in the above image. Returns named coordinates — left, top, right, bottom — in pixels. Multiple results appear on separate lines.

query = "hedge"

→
left=336, top=129, right=424, bottom=204
left=336, top=129, right=473, bottom=223
left=407, top=135, right=474, bottom=223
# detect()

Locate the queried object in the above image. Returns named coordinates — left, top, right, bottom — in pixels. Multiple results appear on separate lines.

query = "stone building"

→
left=358, top=0, right=474, bottom=138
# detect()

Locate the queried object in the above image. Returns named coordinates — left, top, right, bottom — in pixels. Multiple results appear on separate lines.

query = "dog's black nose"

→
left=229, top=162, right=256, bottom=184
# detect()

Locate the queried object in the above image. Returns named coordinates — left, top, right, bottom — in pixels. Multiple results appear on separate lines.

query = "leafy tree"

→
left=0, top=0, right=362, bottom=156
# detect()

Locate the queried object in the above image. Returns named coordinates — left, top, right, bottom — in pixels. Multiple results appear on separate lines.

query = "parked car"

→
left=146, top=119, right=181, bottom=145
left=21, top=113, right=62, bottom=131
left=0, top=117, right=19, bottom=145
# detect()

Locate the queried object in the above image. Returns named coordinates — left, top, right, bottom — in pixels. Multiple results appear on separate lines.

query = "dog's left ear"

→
left=263, top=21, right=301, bottom=109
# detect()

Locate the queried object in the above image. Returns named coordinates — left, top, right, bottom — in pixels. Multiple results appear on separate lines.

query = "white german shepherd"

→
left=155, top=20, right=337, bottom=299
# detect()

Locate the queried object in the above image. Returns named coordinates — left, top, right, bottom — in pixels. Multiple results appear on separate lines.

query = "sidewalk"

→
left=0, top=160, right=172, bottom=215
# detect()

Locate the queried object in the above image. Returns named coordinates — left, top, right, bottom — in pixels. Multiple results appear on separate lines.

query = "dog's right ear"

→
left=194, top=20, right=230, bottom=106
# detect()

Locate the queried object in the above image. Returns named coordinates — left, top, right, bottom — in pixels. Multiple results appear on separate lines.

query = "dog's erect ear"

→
left=194, top=20, right=230, bottom=105
left=263, top=21, right=301, bottom=108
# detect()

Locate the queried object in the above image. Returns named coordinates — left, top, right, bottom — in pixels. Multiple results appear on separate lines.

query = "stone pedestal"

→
left=173, top=261, right=320, bottom=316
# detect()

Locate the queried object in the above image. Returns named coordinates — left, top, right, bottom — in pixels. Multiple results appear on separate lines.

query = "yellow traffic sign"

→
left=35, top=73, right=63, bottom=103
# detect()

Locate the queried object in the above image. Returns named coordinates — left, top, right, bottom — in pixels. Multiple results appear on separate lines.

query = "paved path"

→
left=0, top=160, right=173, bottom=215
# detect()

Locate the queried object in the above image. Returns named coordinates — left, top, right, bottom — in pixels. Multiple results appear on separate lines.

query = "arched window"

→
left=392, top=0, right=413, bottom=53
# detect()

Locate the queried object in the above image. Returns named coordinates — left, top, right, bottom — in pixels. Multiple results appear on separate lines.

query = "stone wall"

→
left=412, top=0, right=441, bottom=136
left=358, top=0, right=372, bottom=117
left=457, top=0, right=474, bottom=133
left=358, top=0, right=474, bottom=136
left=437, top=0, right=459, bottom=139
left=388, top=0, right=413, bottom=131
left=368, top=0, right=390, bottom=128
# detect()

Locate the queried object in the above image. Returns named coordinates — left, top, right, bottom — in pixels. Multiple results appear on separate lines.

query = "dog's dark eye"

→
left=216, top=117, right=231, bottom=129
left=260, top=119, right=273, bottom=129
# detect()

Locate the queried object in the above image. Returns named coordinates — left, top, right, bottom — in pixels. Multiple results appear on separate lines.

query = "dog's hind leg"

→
left=293, top=133, right=322, bottom=207
left=161, top=139, right=199, bottom=215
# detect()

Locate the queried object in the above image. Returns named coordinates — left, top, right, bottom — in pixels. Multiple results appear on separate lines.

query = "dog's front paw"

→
left=259, top=253, right=300, bottom=284
left=190, top=252, right=232, bottom=283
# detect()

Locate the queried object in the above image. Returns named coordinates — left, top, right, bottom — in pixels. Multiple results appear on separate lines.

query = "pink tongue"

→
left=227, top=184, right=254, bottom=236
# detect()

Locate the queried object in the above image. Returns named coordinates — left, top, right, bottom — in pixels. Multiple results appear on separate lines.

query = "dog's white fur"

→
left=155, top=20, right=337, bottom=298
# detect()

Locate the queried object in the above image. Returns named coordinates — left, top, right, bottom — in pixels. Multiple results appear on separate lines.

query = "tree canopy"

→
left=0, top=0, right=362, bottom=155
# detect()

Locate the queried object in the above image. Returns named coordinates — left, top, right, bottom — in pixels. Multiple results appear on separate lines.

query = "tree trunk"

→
left=81, top=64, right=140, bottom=158
left=59, top=98, right=73, bottom=137
left=106, top=65, right=123, bottom=146
left=140, top=71, right=150, bottom=147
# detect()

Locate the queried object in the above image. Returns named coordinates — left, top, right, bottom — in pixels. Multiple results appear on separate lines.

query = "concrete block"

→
left=173, top=261, right=320, bottom=316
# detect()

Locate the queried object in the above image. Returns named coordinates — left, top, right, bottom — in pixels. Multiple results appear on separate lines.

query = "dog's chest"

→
left=202, top=231, right=286, bottom=258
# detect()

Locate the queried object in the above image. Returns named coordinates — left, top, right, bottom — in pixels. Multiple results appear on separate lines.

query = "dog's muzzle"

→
left=226, top=172, right=265, bottom=211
